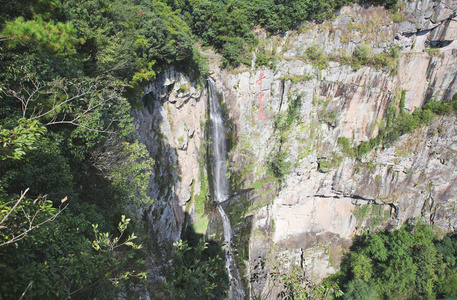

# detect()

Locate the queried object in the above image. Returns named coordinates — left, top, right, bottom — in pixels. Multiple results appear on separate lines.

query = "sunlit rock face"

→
left=135, top=0, right=457, bottom=296
left=212, top=0, right=457, bottom=294
left=133, top=68, right=207, bottom=281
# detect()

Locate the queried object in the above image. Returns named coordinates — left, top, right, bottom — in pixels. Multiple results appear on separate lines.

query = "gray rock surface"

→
left=134, top=0, right=457, bottom=297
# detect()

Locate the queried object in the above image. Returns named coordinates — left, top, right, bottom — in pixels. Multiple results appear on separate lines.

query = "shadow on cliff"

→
left=175, top=211, right=229, bottom=299
left=138, top=80, right=233, bottom=298
left=136, top=86, right=192, bottom=287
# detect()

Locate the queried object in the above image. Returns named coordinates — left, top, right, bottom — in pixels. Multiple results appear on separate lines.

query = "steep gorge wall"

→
left=133, top=68, right=208, bottom=280
left=213, top=0, right=457, bottom=295
left=133, top=0, right=457, bottom=296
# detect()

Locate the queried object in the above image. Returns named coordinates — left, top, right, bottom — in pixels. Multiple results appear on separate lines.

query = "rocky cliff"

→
left=135, top=0, right=457, bottom=297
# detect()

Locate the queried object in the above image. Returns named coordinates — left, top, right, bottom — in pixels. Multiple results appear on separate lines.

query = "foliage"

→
left=190, top=157, right=209, bottom=234
left=329, top=43, right=402, bottom=73
left=275, top=93, right=303, bottom=131
left=352, top=93, right=457, bottom=157
left=0, top=119, right=46, bottom=160
left=337, top=136, right=353, bottom=156
left=255, top=51, right=277, bottom=68
left=0, top=1, right=171, bottom=298
left=165, top=238, right=228, bottom=299
left=168, top=0, right=398, bottom=67
left=331, top=223, right=457, bottom=300
left=1, top=15, right=79, bottom=55
left=268, top=93, right=303, bottom=180
left=109, top=141, right=154, bottom=207
left=60, top=0, right=204, bottom=90
left=306, top=44, right=327, bottom=69
left=318, top=154, right=343, bottom=173
left=343, top=279, right=376, bottom=300
left=268, top=149, right=293, bottom=180
left=353, top=44, right=371, bottom=65
left=264, top=260, right=343, bottom=300
left=0, top=212, right=146, bottom=299
left=3, top=138, right=75, bottom=201
left=0, top=189, right=63, bottom=248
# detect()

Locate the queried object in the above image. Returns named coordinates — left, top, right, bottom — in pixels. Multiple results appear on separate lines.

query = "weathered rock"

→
left=134, top=0, right=457, bottom=297
left=214, top=0, right=457, bottom=293
left=133, top=68, right=207, bottom=284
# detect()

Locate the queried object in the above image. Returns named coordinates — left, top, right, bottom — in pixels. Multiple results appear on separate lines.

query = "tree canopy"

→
left=332, top=223, right=457, bottom=300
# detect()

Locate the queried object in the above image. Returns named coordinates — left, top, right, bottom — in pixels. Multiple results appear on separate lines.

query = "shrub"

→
left=337, top=136, right=353, bottom=156
left=353, top=44, right=372, bottom=65
left=255, top=52, right=271, bottom=67
left=412, top=108, right=435, bottom=125
left=268, top=149, right=292, bottom=179
left=306, top=44, right=327, bottom=69
left=306, top=44, right=323, bottom=62
left=344, top=279, right=376, bottom=300
left=357, top=141, right=371, bottom=157
left=222, top=37, right=247, bottom=67
left=389, top=43, right=402, bottom=58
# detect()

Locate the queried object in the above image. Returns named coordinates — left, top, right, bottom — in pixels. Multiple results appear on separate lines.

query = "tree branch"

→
left=0, top=191, right=68, bottom=247
left=0, top=188, right=29, bottom=227
left=3, top=76, right=124, bottom=132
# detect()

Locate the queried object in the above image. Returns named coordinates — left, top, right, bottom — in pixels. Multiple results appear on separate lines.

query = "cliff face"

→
left=134, top=0, right=457, bottom=295
left=218, top=0, right=457, bottom=294
left=133, top=69, right=208, bottom=279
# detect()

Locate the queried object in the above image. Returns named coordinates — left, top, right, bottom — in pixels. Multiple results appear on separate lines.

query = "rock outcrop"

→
left=133, top=68, right=207, bottom=280
left=213, top=0, right=457, bottom=296
left=134, top=0, right=457, bottom=297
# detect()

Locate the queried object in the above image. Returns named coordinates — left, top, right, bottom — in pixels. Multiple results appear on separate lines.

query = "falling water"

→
left=208, top=77, right=245, bottom=299
left=208, top=77, right=229, bottom=203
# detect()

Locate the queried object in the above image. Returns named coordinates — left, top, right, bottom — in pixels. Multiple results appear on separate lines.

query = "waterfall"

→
left=208, top=77, right=245, bottom=300
left=208, top=77, right=229, bottom=203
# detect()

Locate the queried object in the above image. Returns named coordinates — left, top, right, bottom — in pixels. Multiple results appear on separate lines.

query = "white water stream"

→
left=208, top=77, right=245, bottom=299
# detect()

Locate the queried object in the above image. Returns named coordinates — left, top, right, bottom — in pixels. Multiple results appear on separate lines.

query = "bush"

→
left=412, top=108, right=435, bottom=125
left=306, top=44, right=323, bottom=62
left=389, top=43, right=402, bottom=58
left=306, top=44, right=327, bottom=69
left=344, top=279, right=376, bottom=300
left=222, top=37, right=248, bottom=67
left=333, top=223, right=455, bottom=300
left=353, top=44, right=372, bottom=65
left=357, top=141, right=371, bottom=157
left=268, top=149, right=292, bottom=179
left=396, top=111, right=418, bottom=134
left=255, top=52, right=277, bottom=68
left=337, top=136, right=353, bottom=156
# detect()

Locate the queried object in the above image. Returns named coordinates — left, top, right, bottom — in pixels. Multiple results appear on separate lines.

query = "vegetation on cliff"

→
left=337, top=91, right=457, bottom=158
left=166, top=0, right=399, bottom=66
left=0, top=0, right=201, bottom=298
left=3, top=0, right=455, bottom=299
left=253, top=223, right=457, bottom=299
left=329, top=223, right=457, bottom=299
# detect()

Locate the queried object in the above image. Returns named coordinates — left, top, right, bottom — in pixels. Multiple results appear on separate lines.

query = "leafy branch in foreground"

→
left=166, top=238, right=228, bottom=299
left=92, top=215, right=146, bottom=286
left=3, top=76, right=123, bottom=132
left=0, top=188, right=67, bottom=247
left=1, top=15, right=79, bottom=55
left=0, top=118, right=46, bottom=160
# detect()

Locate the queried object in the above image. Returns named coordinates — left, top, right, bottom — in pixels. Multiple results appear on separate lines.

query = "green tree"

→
left=344, top=279, right=376, bottom=300
left=166, top=238, right=228, bottom=299
left=1, top=16, right=78, bottom=55
left=336, top=224, right=449, bottom=299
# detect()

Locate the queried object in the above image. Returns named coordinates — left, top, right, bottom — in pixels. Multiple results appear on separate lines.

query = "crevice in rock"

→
left=389, top=203, right=398, bottom=218
left=279, top=79, right=286, bottom=112
left=401, top=12, right=457, bottom=48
